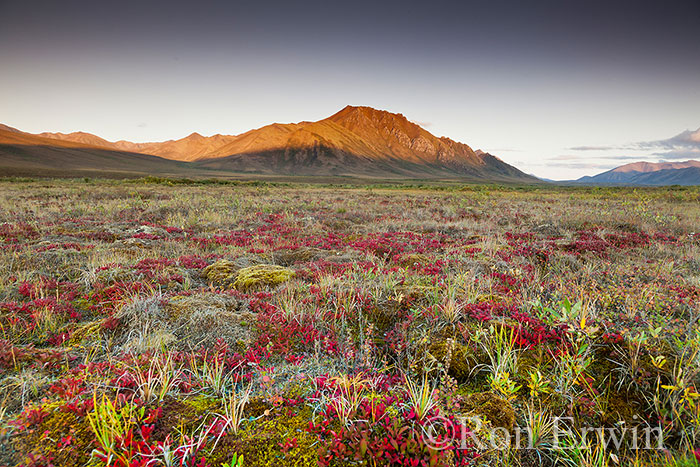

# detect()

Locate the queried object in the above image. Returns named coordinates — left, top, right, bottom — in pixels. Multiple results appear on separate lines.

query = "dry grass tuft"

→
left=113, top=293, right=253, bottom=352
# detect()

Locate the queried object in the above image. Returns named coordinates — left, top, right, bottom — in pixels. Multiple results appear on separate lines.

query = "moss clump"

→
left=67, top=320, right=102, bottom=346
left=111, top=293, right=251, bottom=352
left=457, top=392, right=516, bottom=430
left=601, top=391, right=644, bottom=426
left=151, top=395, right=219, bottom=442
left=207, top=404, right=317, bottom=467
left=13, top=406, right=94, bottom=467
left=515, top=350, right=545, bottom=380
left=365, top=299, right=405, bottom=338
left=202, top=259, right=239, bottom=287
left=428, top=339, right=476, bottom=383
left=166, top=294, right=252, bottom=351
left=94, top=267, right=138, bottom=285
left=233, top=264, right=295, bottom=291
left=475, top=293, right=508, bottom=303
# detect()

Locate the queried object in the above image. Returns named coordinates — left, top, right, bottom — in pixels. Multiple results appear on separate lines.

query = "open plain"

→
left=1, top=179, right=699, bottom=466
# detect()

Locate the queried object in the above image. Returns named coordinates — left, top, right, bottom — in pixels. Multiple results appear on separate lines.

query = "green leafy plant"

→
left=404, top=372, right=439, bottom=420
left=221, top=453, right=244, bottom=467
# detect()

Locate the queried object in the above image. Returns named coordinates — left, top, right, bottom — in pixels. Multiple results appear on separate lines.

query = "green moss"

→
left=428, top=338, right=477, bottom=383
left=233, top=264, right=295, bottom=291
left=601, top=390, right=644, bottom=426
left=67, top=320, right=102, bottom=346
left=365, top=300, right=404, bottom=338
left=151, top=395, right=220, bottom=442
left=202, top=259, right=239, bottom=287
left=207, top=403, right=317, bottom=466
left=457, top=392, right=516, bottom=431
left=13, top=406, right=94, bottom=467
left=515, top=349, right=545, bottom=380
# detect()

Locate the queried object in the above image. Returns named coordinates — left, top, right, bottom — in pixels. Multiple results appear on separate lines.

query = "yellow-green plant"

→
left=221, top=453, right=244, bottom=467
left=438, top=298, right=464, bottom=326
left=88, top=392, right=143, bottom=465
left=488, top=371, right=521, bottom=401
left=658, top=357, right=700, bottom=450
left=475, top=324, right=520, bottom=384
left=523, top=405, right=556, bottom=455
left=191, top=354, right=231, bottom=396
left=610, top=331, right=648, bottom=391
left=527, top=369, right=552, bottom=400
left=327, top=373, right=370, bottom=426
left=404, top=372, right=439, bottom=420
left=552, top=335, right=593, bottom=402
left=128, top=352, right=180, bottom=403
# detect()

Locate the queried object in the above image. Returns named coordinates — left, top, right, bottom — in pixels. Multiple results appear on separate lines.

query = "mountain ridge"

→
left=1, top=106, right=535, bottom=181
left=577, top=160, right=700, bottom=185
left=0, top=127, right=195, bottom=176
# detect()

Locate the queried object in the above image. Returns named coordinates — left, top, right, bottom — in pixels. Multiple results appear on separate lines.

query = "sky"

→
left=1, top=0, right=699, bottom=180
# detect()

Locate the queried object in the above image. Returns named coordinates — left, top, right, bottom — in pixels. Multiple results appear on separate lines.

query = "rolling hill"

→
left=0, top=128, right=194, bottom=177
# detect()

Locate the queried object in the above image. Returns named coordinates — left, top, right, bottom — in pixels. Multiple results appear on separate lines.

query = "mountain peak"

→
left=330, top=105, right=408, bottom=123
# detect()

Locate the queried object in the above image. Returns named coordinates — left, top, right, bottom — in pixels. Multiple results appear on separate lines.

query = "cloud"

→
left=568, top=145, right=618, bottom=151
left=546, top=155, right=584, bottom=161
left=488, top=148, right=523, bottom=153
left=564, top=127, right=700, bottom=164
left=643, top=128, right=700, bottom=148
left=547, top=154, right=656, bottom=162
left=637, top=127, right=700, bottom=153
left=549, top=162, right=618, bottom=170
left=653, top=148, right=700, bottom=160
left=608, top=155, right=646, bottom=161
left=597, top=154, right=651, bottom=161
left=528, top=159, right=618, bottom=170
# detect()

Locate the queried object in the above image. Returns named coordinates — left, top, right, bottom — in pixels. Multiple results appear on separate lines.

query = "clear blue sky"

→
left=1, top=0, right=699, bottom=179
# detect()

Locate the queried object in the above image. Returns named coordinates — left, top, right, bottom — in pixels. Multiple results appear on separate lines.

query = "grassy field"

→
left=1, top=178, right=699, bottom=466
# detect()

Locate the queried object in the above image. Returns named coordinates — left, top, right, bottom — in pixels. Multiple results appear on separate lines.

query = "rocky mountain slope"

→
left=2, top=106, right=536, bottom=181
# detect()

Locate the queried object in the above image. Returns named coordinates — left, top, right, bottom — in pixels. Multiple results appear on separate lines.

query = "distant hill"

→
left=577, top=160, right=700, bottom=186
left=4, top=106, right=536, bottom=182
left=0, top=124, right=22, bottom=133
left=0, top=128, right=193, bottom=177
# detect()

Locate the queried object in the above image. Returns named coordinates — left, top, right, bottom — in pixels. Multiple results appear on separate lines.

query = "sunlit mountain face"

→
left=1, top=106, right=536, bottom=181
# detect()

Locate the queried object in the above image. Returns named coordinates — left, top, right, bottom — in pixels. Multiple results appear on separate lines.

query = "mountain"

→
left=192, top=106, right=533, bottom=179
left=36, top=131, right=115, bottom=148
left=0, top=124, right=22, bottom=133
left=34, top=130, right=239, bottom=161
left=115, top=133, right=240, bottom=161
left=1, top=106, right=536, bottom=181
left=577, top=160, right=700, bottom=185
left=0, top=128, right=194, bottom=177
